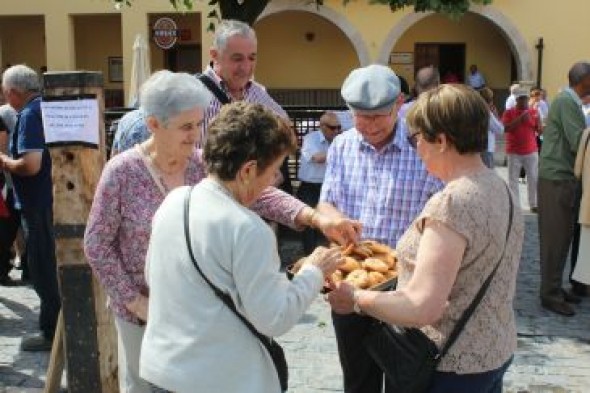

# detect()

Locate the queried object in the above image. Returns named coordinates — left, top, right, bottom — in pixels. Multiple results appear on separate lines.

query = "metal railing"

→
left=103, top=105, right=347, bottom=190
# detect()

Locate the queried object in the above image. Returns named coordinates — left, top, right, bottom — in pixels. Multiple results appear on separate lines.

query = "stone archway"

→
left=258, top=0, right=371, bottom=67
left=377, top=5, right=533, bottom=81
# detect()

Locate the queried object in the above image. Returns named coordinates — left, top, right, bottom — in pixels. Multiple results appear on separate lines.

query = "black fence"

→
left=103, top=105, right=347, bottom=191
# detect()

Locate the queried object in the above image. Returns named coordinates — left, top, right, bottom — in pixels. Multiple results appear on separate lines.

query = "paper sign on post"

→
left=41, top=97, right=100, bottom=147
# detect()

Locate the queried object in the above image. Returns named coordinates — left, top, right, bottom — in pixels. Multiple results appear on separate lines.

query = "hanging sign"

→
left=41, top=94, right=100, bottom=148
left=153, top=17, right=178, bottom=50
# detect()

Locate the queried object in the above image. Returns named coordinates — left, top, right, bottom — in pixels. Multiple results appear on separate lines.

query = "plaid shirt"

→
left=201, top=66, right=287, bottom=145
left=320, top=121, right=443, bottom=247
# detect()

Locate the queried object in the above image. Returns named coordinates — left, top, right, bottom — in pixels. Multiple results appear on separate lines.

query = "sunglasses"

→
left=323, top=124, right=342, bottom=131
left=407, top=131, right=421, bottom=149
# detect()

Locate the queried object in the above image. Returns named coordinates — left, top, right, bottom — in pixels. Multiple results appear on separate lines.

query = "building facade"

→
left=0, top=0, right=587, bottom=106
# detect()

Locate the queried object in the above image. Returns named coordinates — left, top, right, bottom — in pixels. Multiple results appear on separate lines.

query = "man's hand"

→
left=315, top=212, right=362, bottom=246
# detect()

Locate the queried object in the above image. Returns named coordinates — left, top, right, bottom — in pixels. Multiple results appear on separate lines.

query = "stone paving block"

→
left=1, top=167, right=590, bottom=391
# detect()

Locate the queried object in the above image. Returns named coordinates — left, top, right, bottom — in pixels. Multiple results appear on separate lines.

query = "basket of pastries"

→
left=287, top=240, right=398, bottom=292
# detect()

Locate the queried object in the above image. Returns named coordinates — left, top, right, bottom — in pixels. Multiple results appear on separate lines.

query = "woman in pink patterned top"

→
left=84, top=71, right=360, bottom=393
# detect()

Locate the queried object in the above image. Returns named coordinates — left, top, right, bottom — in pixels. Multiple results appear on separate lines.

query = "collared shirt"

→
left=320, top=122, right=443, bottom=247
left=468, top=71, right=486, bottom=89
left=111, top=109, right=149, bottom=154
left=539, top=88, right=586, bottom=180
left=487, top=111, right=504, bottom=153
left=502, top=107, right=539, bottom=155
left=298, top=130, right=330, bottom=183
left=9, top=95, right=53, bottom=210
left=202, top=66, right=287, bottom=145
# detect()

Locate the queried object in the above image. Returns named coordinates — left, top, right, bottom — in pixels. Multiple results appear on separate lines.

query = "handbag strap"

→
left=195, top=73, right=232, bottom=105
left=183, top=186, right=276, bottom=348
left=439, top=182, right=514, bottom=358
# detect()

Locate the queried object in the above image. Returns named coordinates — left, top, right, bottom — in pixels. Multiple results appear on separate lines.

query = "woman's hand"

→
left=314, top=213, right=362, bottom=246
left=303, top=246, right=344, bottom=277
left=126, top=294, right=149, bottom=322
left=327, top=281, right=357, bottom=315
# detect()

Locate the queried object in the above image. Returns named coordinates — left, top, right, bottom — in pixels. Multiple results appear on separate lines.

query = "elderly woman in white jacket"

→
left=140, top=102, right=347, bottom=393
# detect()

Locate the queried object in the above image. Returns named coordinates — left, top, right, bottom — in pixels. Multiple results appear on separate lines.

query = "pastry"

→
left=362, top=258, right=389, bottom=274
left=344, top=269, right=370, bottom=289
left=340, top=256, right=362, bottom=273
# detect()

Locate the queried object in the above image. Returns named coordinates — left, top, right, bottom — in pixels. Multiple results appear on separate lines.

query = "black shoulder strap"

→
left=195, top=73, right=231, bottom=105
left=183, top=186, right=275, bottom=348
left=440, top=182, right=514, bottom=357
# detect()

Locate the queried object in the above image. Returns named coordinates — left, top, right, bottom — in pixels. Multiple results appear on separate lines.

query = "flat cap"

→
left=341, top=64, right=401, bottom=113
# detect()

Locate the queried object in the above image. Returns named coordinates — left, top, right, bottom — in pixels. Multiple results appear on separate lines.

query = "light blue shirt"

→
left=488, top=111, right=504, bottom=153
left=298, top=130, right=330, bottom=183
left=111, top=109, right=149, bottom=154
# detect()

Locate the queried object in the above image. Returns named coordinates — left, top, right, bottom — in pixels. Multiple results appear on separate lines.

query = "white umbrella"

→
left=127, top=34, right=151, bottom=108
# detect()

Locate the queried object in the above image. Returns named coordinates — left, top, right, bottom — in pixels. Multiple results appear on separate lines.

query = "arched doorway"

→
left=258, top=0, right=370, bottom=67
left=255, top=8, right=365, bottom=105
left=377, top=6, right=532, bottom=89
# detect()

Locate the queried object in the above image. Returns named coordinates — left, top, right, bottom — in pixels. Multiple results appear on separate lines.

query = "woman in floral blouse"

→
left=84, top=70, right=359, bottom=393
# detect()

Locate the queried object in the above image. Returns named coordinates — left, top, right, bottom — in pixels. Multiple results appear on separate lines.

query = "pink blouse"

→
left=84, top=148, right=306, bottom=323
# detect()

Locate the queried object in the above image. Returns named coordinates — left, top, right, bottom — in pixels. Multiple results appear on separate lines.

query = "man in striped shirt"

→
left=318, top=64, right=442, bottom=393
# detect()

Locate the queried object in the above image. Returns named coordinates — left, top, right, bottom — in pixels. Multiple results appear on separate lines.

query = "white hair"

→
left=213, top=20, right=257, bottom=53
left=140, top=70, right=212, bottom=125
left=2, top=64, right=40, bottom=93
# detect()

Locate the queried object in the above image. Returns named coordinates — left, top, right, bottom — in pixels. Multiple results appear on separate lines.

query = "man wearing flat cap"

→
left=319, top=64, right=442, bottom=393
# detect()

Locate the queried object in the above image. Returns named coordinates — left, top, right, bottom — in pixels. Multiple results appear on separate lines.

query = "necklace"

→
left=138, top=143, right=187, bottom=195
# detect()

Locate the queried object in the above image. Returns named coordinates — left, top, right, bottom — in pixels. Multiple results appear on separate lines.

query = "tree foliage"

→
left=113, top=0, right=493, bottom=28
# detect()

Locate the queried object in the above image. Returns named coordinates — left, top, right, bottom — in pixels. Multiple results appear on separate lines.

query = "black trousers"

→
left=296, top=181, right=325, bottom=254
left=332, top=312, right=394, bottom=393
left=21, top=208, right=61, bottom=339
left=538, top=178, right=580, bottom=300
left=0, top=191, right=20, bottom=278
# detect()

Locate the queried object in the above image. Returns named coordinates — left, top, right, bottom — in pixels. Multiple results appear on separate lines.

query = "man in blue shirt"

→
left=297, top=111, right=341, bottom=253
left=0, top=65, right=60, bottom=351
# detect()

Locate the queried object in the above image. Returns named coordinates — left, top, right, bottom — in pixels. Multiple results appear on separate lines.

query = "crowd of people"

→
left=1, top=17, right=590, bottom=393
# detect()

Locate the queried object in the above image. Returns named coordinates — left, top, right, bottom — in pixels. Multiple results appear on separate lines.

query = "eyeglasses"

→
left=323, top=124, right=342, bottom=131
left=407, top=131, right=421, bottom=149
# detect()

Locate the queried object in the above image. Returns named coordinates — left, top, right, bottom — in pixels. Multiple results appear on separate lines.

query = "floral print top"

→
left=396, top=169, right=524, bottom=373
left=84, top=147, right=306, bottom=324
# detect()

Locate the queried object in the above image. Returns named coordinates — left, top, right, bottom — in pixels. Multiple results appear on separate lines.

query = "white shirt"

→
left=487, top=111, right=504, bottom=153
left=298, top=130, right=330, bottom=183
left=468, top=71, right=486, bottom=89
left=140, top=180, right=323, bottom=393
left=505, top=95, right=516, bottom=110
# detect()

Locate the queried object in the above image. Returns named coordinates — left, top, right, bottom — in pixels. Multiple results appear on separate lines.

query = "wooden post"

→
left=43, top=72, right=118, bottom=393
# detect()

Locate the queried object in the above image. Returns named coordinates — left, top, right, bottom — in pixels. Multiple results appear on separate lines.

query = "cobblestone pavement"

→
left=1, top=167, right=590, bottom=392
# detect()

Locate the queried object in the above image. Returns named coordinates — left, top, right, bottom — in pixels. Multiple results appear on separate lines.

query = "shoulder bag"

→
left=363, top=183, right=514, bottom=393
left=183, top=186, right=288, bottom=392
left=195, top=73, right=231, bottom=105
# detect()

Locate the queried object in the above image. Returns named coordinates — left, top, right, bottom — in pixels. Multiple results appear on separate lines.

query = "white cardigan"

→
left=140, top=179, right=323, bottom=393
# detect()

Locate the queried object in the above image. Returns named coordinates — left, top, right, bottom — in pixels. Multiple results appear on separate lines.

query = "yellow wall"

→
left=74, top=14, right=122, bottom=90
left=391, top=12, right=512, bottom=89
left=255, top=11, right=359, bottom=88
left=0, top=0, right=589, bottom=101
left=0, top=16, right=46, bottom=72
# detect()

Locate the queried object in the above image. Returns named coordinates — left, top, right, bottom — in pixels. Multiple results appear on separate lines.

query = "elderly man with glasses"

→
left=317, top=64, right=442, bottom=393
left=296, top=111, right=342, bottom=254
